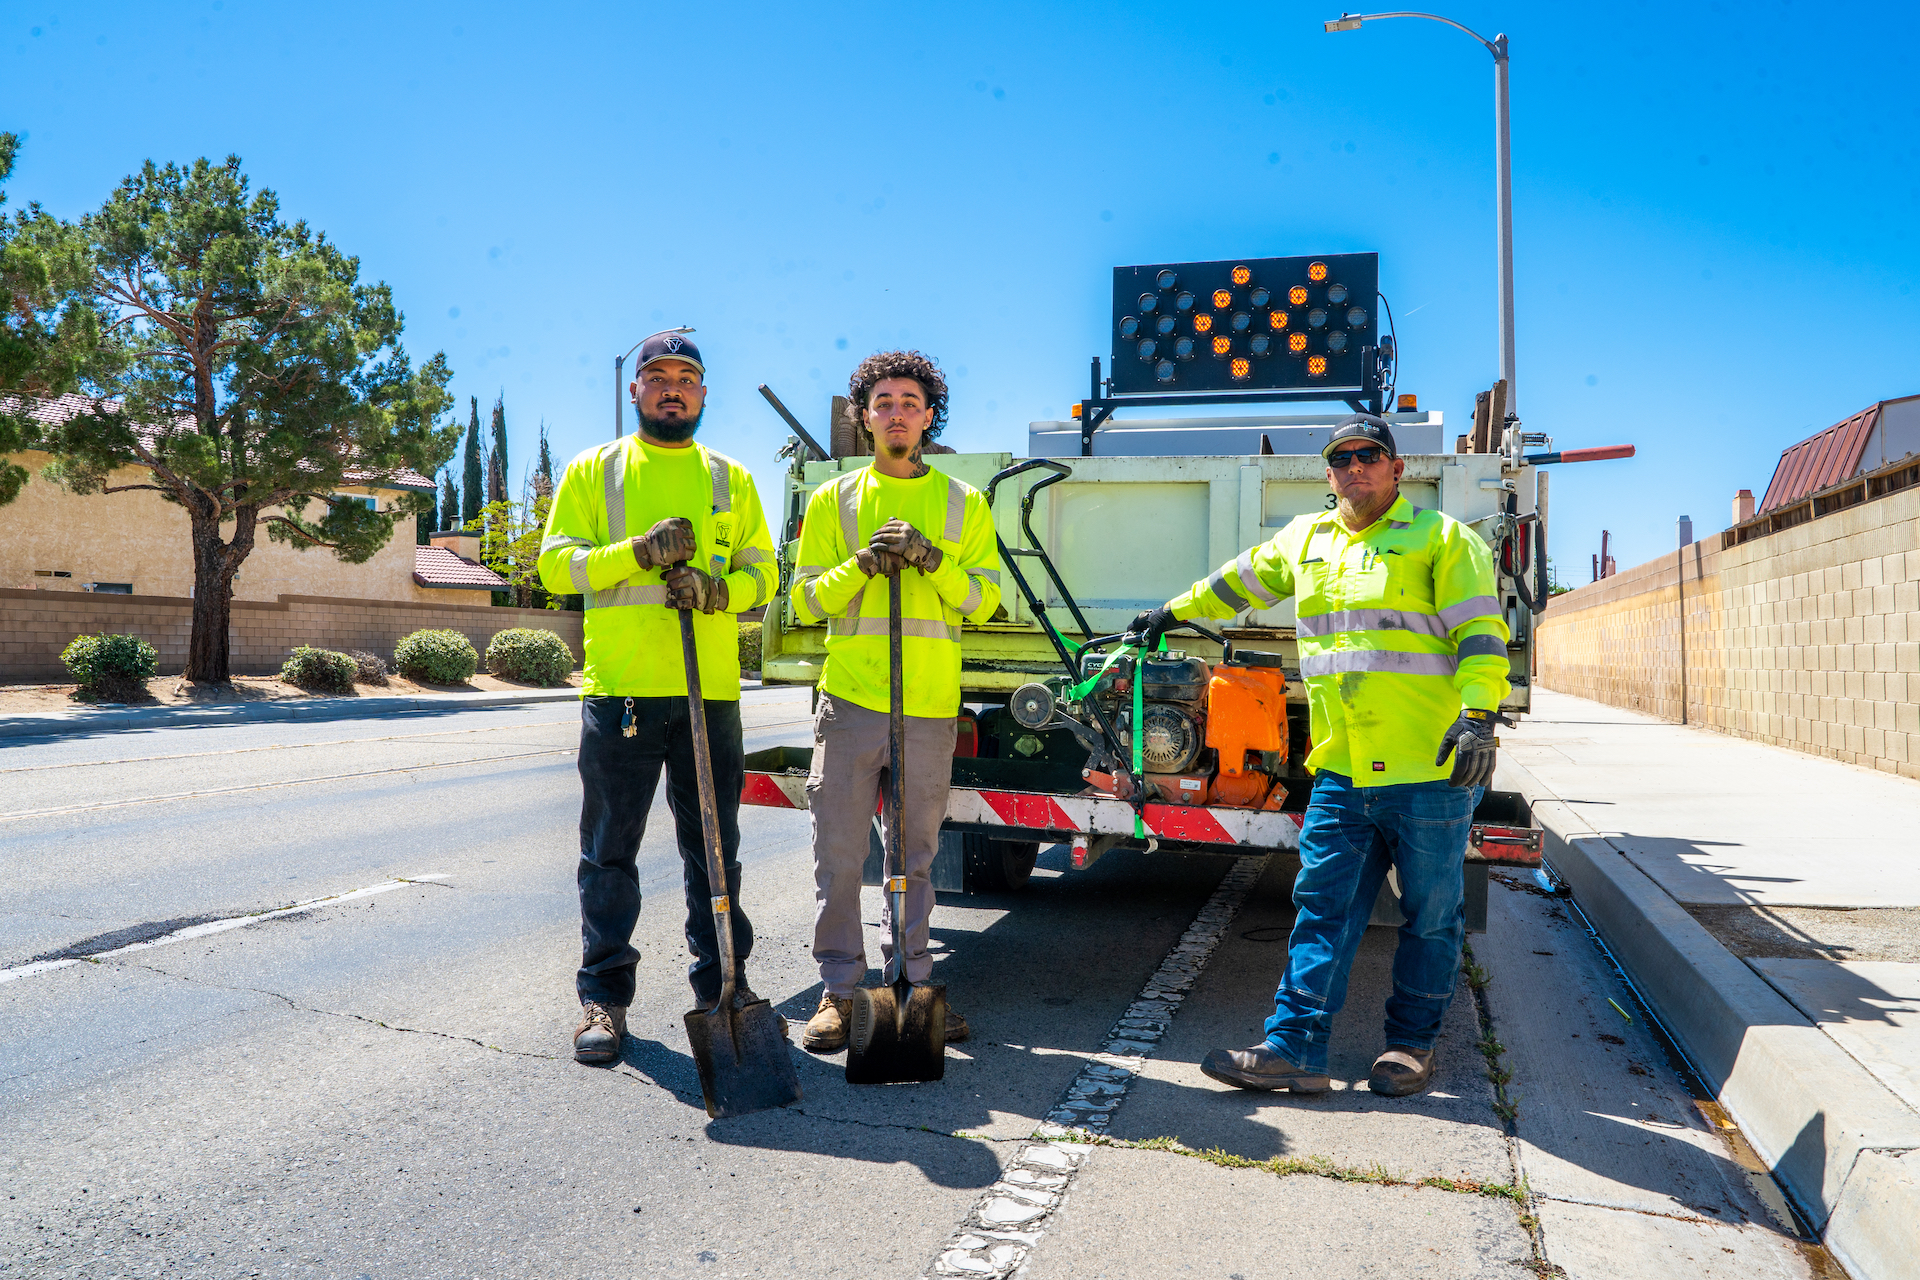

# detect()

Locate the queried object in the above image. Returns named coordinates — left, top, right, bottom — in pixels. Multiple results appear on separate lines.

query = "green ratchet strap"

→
left=1063, top=635, right=1166, bottom=838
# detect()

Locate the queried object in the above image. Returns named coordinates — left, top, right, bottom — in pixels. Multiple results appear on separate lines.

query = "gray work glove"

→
left=663, top=564, right=727, bottom=613
left=632, top=517, right=696, bottom=570
left=853, top=545, right=906, bottom=577
left=1435, top=708, right=1504, bottom=789
left=870, top=518, right=942, bottom=573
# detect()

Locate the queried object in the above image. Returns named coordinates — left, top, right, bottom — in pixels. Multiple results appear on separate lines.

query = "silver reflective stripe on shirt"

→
left=974, top=567, right=1000, bottom=583
left=1209, top=568, right=1251, bottom=611
left=1234, top=548, right=1282, bottom=607
left=958, top=579, right=983, bottom=615
left=588, top=582, right=668, bottom=609
left=566, top=550, right=592, bottom=594
left=800, top=576, right=825, bottom=620
left=943, top=478, right=966, bottom=544
left=706, top=449, right=732, bottom=514
left=1455, top=632, right=1508, bottom=660
left=543, top=533, right=597, bottom=596
left=600, top=440, right=629, bottom=543
left=1295, top=608, right=1449, bottom=640
left=1438, top=595, right=1501, bottom=631
left=1387, top=505, right=1423, bottom=530
left=733, top=546, right=770, bottom=567
left=836, top=473, right=861, bottom=549
left=830, top=615, right=963, bottom=642
left=1299, top=649, right=1457, bottom=678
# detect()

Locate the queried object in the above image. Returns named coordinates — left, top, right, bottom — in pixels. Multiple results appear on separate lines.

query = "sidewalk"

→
left=1499, top=689, right=1920, bottom=1280
left=0, top=686, right=584, bottom=742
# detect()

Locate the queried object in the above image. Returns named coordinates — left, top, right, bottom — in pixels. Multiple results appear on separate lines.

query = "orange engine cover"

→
left=1205, top=664, right=1287, bottom=777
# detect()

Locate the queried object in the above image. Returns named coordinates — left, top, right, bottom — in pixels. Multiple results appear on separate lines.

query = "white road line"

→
left=921, top=853, right=1273, bottom=1279
left=0, top=875, right=449, bottom=985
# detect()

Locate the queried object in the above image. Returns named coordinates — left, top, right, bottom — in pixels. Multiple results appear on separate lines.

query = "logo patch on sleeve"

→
left=1372, top=761, right=1386, bottom=772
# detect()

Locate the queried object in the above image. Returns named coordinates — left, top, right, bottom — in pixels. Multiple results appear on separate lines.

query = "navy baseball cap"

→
left=1322, top=413, right=1398, bottom=460
left=636, top=330, right=704, bottom=377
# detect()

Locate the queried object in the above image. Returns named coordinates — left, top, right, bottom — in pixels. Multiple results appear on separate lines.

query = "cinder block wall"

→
left=1, top=590, right=584, bottom=682
left=1537, top=486, right=1920, bottom=778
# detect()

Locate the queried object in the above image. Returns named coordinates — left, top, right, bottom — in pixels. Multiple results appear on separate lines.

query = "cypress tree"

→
left=534, top=420, right=554, bottom=498
left=489, top=392, right=509, bottom=504
left=460, top=395, right=483, bottom=525
left=439, top=469, right=459, bottom=533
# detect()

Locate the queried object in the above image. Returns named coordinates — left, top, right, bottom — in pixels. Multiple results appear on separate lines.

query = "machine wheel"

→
left=962, top=834, right=1038, bottom=893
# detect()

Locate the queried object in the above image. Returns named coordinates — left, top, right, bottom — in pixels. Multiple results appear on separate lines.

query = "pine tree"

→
left=460, top=395, right=483, bottom=525
left=488, top=392, right=509, bottom=505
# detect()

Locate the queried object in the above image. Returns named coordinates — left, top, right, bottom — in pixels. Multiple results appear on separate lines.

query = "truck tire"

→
left=963, top=835, right=1038, bottom=893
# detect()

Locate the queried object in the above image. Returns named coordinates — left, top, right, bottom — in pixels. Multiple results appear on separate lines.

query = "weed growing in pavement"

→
left=1074, top=1134, right=1531, bottom=1204
left=1462, top=943, right=1521, bottom=1126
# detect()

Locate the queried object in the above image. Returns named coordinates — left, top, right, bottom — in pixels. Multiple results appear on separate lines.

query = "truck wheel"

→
left=963, top=835, right=1038, bottom=893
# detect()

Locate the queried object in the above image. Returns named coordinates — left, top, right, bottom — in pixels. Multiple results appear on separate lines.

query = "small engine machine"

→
left=1008, top=641, right=1289, bottom=811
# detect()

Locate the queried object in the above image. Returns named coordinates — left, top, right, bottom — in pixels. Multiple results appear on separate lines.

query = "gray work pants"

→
left=806, top=692, right=956, bottom=996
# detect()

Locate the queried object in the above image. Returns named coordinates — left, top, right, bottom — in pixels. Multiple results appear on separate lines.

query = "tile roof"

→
left=3, top=392, right=435, bottom=493
left=413, top=545, right=507, bottom=591
left=1757, top=402, right=1881, bottom=515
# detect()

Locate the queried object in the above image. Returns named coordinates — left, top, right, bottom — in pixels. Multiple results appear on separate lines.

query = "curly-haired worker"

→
left=789, top=350, right=1003, bottom=1054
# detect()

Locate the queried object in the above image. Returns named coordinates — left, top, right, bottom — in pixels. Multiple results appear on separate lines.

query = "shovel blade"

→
left=845, top=981, right=946, bottom=1084
left=683, top=997, right=803, bottom=1120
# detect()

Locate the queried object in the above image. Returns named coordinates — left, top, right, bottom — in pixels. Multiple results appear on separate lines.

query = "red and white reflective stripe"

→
left=739, top=771, right=1304, bottom=851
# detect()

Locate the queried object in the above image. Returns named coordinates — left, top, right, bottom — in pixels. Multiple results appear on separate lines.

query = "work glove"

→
left=632, top=517, right=696, bottom=570
left=664, top=564, right=727, bottom=613
left=1127, top=605, right=1176, bottom=651
left=853, top=545, right=906, bottom=577
left=1435, top=708, right=1505, bottom=789
left=870, top=518, right=942, bottom=573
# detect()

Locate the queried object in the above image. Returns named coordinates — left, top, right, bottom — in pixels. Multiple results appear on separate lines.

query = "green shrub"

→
left=738, top=620, right=762, bottom=674
left=486, top=627, right=574, bottom=686
left=60, top=632, right=158, bottom=702
left=348, top=649, right=389, bottom=686
left=280, top=646, right=357, bottom=695
left=394, top=628, right=478, bottom=684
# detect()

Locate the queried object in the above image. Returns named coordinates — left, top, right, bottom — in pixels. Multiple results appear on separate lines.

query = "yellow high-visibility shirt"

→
left=1168, top=492, right=1511, bottom=787
left=538, top=436, right=777, bottom=699
left=790, top=465, right=1002, bottom=719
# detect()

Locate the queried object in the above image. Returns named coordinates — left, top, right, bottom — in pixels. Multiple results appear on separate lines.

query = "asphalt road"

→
left=0, top=692, right=1832, bottom=1279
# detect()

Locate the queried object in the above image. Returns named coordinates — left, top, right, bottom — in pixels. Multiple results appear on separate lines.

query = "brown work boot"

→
left=944, top=1008, right=970, bottom=1043
left=1200, top=1043, right=1331, bottom=1093
left=572, top=1001, right=628, bottom=1065
left=1369, top=1046, right=1437, bottom=1097
left=802, top=992, right=852, bottom=1054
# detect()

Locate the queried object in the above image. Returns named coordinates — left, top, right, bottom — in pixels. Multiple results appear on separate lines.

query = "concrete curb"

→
left=0, top=687, right=584, bottom=742
left=1498, top=757, right=1920, bottom=1280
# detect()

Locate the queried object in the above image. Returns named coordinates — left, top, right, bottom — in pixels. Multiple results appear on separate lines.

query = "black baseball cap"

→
left=636, top=330, right=705, bottom=377
left=1322, top=414, right=1398, bottom=460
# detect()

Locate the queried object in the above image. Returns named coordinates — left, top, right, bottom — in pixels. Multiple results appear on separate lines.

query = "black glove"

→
left=1435, top=708, right=1504, bottom=789
left=1127, top=605, right=1175, bottom=650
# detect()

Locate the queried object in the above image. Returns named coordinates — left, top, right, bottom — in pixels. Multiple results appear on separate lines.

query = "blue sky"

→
left=7, top=1, right=1917, bottom=579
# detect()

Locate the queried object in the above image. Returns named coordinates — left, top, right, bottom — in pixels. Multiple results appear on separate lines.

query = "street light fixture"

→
left=1324, top=11, right=1517, bottom=416
left=613, top=325, right=696, bottom=439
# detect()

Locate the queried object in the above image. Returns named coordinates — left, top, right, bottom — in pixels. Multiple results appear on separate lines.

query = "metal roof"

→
left=1757, top=402, right=1882, bottom=515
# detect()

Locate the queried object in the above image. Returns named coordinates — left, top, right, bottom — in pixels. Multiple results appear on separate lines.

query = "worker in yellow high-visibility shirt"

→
left=537, top=331, right=780, bottom=1067
left=788, top=351, right=1002, bottom=1055
left=1130, top=415, right=1511, bottom=1099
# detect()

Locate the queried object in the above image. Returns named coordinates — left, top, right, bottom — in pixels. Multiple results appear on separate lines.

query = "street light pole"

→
left=612, top=326, right=696, bottom=439
left=1326, top=11, right=1517, bottom=415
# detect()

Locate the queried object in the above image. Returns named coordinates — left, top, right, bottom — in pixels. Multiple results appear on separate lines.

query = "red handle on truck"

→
left=1523, top=444, right=1635, bottom=466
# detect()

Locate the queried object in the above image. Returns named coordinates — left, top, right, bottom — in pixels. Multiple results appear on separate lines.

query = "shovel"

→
left=677, top=606, right=803, bottom=1119
left=845, top=570, right=948, bottom=1085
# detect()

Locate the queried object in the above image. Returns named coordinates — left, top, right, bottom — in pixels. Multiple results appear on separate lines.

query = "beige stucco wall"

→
left=1538, top=485, right=1920, bottom=779
left=0, top=450, right=439, bottom=603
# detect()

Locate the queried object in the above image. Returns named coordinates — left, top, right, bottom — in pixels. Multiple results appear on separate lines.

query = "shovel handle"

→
left=887, top=572, right=908, bottom=977
left=679, top=606, right=735, bottom=1011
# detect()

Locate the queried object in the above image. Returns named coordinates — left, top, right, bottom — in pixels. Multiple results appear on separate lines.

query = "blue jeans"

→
left=1263, top=771, right=1479, bottom=1073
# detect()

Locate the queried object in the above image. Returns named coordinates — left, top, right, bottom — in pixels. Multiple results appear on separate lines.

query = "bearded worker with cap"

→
left=539, top=331, right=780, bottom=1065
left=1129, top=414, right=1510, bottom=1098
left=789, top=350, right=1002, bottom=1054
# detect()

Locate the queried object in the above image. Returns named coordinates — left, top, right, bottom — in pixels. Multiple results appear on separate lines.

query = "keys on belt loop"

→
left=622, top=696, right=636, bottom=738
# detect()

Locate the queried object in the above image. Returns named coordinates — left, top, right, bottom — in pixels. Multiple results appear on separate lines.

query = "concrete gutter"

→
left=0, top=687, right=584, bottom=742
left=1501, top=757, right=1920, bottom=1280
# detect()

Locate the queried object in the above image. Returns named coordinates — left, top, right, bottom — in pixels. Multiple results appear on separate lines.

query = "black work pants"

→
left=575, top=695, right=751, bottom=1009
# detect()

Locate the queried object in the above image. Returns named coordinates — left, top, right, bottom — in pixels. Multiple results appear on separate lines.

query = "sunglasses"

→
left=1327, top=445, right=1391, bottom=468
